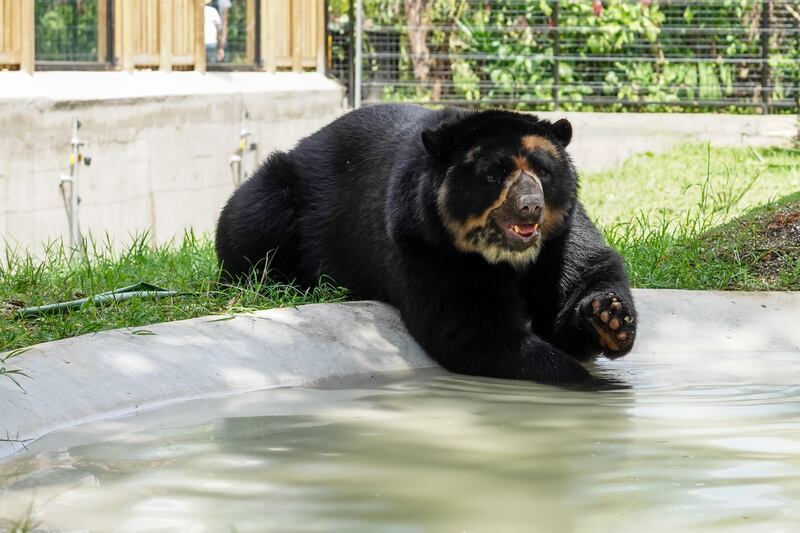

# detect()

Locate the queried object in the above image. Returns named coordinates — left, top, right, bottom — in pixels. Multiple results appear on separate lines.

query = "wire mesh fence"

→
left=328, top=0, right=800, bottom=112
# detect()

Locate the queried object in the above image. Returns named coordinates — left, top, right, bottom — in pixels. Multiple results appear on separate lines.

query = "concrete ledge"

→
left=0, top=71, right=343, bottom=102
left=0, top=301, right=432, bottom=458
left=2, top=289, right=799, bottom=459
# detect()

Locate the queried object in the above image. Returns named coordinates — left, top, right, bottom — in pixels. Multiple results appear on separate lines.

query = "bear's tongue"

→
left=511, top=224, right=538, bottom=237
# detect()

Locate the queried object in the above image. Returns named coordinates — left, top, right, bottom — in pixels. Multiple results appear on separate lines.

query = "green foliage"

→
left=35, top=0, right=99, bottom=62
left=342, top=0, right=800, bottom=112
left=223, top=1, right=255, bottom=64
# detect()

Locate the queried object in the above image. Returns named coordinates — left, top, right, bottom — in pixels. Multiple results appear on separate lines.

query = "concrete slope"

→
left=2, top=289, right=799, bottom=458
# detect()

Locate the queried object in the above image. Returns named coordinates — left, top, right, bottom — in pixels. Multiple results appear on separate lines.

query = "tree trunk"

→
left=404, top=0, right=430, bottom=83
left=429, top=36, right=450, bottom=101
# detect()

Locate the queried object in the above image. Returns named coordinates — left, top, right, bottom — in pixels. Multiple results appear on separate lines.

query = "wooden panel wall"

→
left=263, top=0, right=292, bottom=70
left=298, top=0, right=321, bottom=69
left=116, top=0, right=201, bottom=70
left=262, top=0, right=324, bottom=72
left=171, top=0, right=196, bottom=65
left=0, top=0, right=32, bottom=72
left=97, top=0, right=108, bottom=62
left=134, top=0, right=160, bottom=66
left=0, top=0, right=21, bottom=66
left=1, top=0, right=324, bottom=73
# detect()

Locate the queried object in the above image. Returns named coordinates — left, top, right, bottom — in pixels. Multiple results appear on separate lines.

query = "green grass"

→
left=0, top=233, right=347, bottom=353
left=581, top=144, right=800, bottom=227
left=0, top=503, right=39, bottom=533
left=1, top=143, right=799, bottom=354
left=580, top=144, right=800, bottom=291
left=605, top=191, right=800, bottom=291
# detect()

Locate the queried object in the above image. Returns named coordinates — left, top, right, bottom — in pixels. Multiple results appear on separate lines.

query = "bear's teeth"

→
left=511, top=224, right=539, bottom=237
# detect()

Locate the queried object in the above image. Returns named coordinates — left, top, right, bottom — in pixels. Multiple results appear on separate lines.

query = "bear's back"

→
left=286, top=104, right=437, bottom=299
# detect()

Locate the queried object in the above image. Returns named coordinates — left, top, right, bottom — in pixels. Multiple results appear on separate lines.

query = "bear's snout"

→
left=508, top=172, right=544, bottom=223
left=517, top=196, right=543, bottom=220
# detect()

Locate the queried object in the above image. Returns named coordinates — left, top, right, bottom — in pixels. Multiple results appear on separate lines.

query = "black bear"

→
left=216, top=104, right=636, bottom=384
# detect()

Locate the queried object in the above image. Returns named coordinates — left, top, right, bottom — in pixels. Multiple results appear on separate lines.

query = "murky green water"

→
left=2, top=355, right=800, bottom=532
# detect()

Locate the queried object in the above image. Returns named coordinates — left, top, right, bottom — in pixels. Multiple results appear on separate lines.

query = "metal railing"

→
left=329, top=0, right=800, bottom=113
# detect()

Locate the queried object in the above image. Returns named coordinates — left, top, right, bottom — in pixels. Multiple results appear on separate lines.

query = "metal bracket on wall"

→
left=59, top=118, right=91, bottom=255
left=230, top=110, right=258, bottom=188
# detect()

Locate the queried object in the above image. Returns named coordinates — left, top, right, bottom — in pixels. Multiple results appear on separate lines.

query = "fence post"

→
left=159, top=0, right=173, bottom=72
left=354, top=0, right=363, bottom=108
left=122, top=0, right=135, bottom=71
left=291, top=0, right=302, bottom=71
left=20, top=0, right=35, bottom=74
left=262, top=0, right=276, bottom=72
left=346, top=0, right=356, bottom=107
left=317, top=0, right=326, bottom=72
left=98, top=0, right=108, bottom=63
left=195, top=0, right=206, bottom=73
left=552, top=0, right=560, bottom=111
left=760, top=0, right=770, bottom=114
left=246, top=0, right=257, bottom=65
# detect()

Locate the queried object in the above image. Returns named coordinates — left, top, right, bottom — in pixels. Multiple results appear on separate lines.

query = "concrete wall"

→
left=536, top=111, right=798, bottom=173
left=0, top=71, right=345, bottom=252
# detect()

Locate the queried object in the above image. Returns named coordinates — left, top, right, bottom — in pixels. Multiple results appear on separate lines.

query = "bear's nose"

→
left=518, top=195, right=543, bottom=220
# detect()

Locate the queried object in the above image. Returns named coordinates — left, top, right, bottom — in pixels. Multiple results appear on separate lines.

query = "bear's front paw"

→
left=580, top=292, right=635, bottom=358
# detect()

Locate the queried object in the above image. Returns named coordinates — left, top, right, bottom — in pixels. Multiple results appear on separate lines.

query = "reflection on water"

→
left=1, top=355, right=800, bottom=532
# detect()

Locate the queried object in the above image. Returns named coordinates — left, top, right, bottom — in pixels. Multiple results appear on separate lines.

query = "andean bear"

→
left=216, top=104, right=636, bottom=384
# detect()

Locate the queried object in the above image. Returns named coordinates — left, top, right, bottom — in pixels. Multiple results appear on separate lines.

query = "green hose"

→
left=16, top=282, right=183, bottom=318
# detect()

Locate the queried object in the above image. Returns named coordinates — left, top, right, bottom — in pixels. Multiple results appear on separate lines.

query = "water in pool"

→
left=1, top=353, right=799, bottom=532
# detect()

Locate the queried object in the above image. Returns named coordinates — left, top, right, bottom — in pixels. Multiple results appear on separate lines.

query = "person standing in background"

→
left=216, top=0, right=233, bottom=63
left=204, top=0, right=223, bottom=64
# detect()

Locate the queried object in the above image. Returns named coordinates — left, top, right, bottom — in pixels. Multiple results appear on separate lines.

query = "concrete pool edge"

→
left=2, top=289, right=800, bottom=459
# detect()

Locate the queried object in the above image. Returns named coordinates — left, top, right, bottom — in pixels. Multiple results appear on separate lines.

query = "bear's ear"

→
left=551, top=118, right=573, bottom=147
left=421, top=127, right=444, bottom=158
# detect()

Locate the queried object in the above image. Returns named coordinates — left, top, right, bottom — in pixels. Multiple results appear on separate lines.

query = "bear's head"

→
left=422, top=111, right=576, bottom=268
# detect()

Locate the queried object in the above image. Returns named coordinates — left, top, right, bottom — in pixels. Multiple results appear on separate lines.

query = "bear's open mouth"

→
left=499, top=222, right=540, bottom=243
left=511, top=224, right=538, bottom=237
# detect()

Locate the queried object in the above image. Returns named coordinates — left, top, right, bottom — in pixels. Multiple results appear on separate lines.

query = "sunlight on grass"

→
left=581, top=144, right=800, bottom=291
left=581, top=144, right=800, bottom=227
left=0, top=232, right=347, bottom=353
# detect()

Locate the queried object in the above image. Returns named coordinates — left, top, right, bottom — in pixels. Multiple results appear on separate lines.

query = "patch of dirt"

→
left=0, top=300, right=24, bottom=319
left=768, top=211, right=800, bottom=229
left=714, top=202, right=800, bottom=288
left=755, top=207, right=800, bottom=283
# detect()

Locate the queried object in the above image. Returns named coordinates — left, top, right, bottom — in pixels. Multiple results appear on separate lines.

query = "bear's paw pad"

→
left=582, top=292, right=635, bottom=357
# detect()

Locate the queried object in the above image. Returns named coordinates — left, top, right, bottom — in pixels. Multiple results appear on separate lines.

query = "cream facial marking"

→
left=436, top=169, right=546, bottom=267
left=521, top=135, right=560, bottom=159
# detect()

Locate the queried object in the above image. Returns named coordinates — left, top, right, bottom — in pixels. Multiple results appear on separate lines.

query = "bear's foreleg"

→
left=549, top=247, right=637, bottom=361
left=394, top=258, right=591, bottom=384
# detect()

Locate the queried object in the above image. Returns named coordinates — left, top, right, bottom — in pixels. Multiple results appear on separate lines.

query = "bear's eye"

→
left=485, top=174, right=500, bottom=185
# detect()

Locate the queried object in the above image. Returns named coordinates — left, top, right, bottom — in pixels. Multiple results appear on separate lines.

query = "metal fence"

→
left=34, top=0, right=111, bottom=65
left=329, top=0, right=800, bottom=113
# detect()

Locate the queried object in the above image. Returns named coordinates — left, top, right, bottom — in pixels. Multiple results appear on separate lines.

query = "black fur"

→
left=216, top=104, right=636, bottom=384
